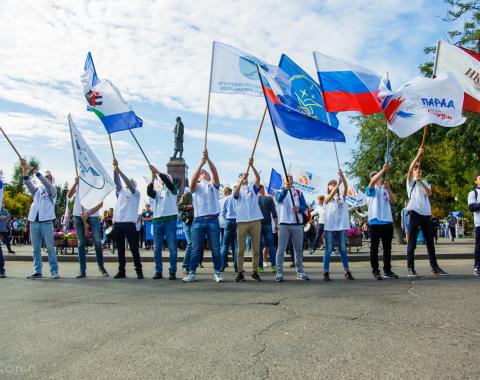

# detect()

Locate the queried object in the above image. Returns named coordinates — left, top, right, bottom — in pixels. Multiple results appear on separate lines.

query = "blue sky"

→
left=0, top=0, right=462, bottom=210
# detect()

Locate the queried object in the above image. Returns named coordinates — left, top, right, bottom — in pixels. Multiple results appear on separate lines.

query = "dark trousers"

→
left=449, top=227, right=456, bottom=241
left=369, top=223, right=393, bottom=273
left=312, top=223, right=324, bottom=250
left=114, top=222, right=142, bottom=273
left=0, top=232, right=12, bottom=252
left=475, top=227, right=480, bottom=268
left=0, top=244, right=4, bottom=273
left=407, top=211, right=438, bottom=269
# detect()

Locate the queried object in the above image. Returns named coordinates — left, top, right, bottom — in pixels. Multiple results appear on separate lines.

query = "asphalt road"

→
left=1, top=260, right=479, bottom=379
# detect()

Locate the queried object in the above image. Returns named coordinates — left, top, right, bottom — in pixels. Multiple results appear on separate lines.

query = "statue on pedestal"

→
left=172, top=116, right=184, bottom=159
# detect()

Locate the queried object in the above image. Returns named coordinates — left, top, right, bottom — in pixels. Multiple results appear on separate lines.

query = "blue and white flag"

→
left=68, top=114, right=115, bottom=209
left=210, top=41, right=268, bottom=96
left=81, top=52, right=143, bottom=134
left=267, top=168, right=282, bottom=194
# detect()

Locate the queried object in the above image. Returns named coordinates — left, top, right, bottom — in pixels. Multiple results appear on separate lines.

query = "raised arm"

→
left=233, top=174, right=247, bottom=198
left=190, top=151, right=208, bottom=193
left=67, top=178, right=78, bottom=198
left=113, top=159, right=136, bottom=194
left=21, top=159, right=37, bottom=197
left=407, top=148, right=424, bottom=183
left=339, top=169, right=348, bottom=198
left=324, top=182, right=340, bottom=204
left=207, top=152, right=220, bottom=187
left=249, top=158, right=261, bottom=188
left=35, top=172, right=56, bottom=198
left=369, top=164, right=390, bottom=190
left=384, top=180, right=396, bottom=204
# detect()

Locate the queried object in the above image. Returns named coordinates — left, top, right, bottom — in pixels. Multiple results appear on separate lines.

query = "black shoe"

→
left=0, top=272, right=5, bottom=278
left=27, top=273, right=42, bottom=279
left=220, top=266, right=226, bottom=273
left=372, top=271, right=382, bottom=281
left=251, top=271, right=261, bottom=282
left=235, top=271, right=245, bottom=282
left=76, top=271, right=87, bottom=279
left=383, top=271, right=399, bottom=279
left=431, top=267, right=449, bottom=276
left=323, top=272, right=331, bottom=281
left=136, top=271, right=144, bottom=279
left=152, top=272, right=163, bottom=280
left=407, top=268, right=418, bottom=277
left=200, top=264, right=204, bottom=268
left=169, top=273, right=176, bottom=280
left=309, top=249, right=315, bottom=255
left=344, top=271, right=355, bottom=280
left=113, top=271, right=126, bottom=279
left=7, top=250, right=15, bottom=254
left=289, top=263, right=295, bottom=268
left=99, top=267, right=109, bottom=277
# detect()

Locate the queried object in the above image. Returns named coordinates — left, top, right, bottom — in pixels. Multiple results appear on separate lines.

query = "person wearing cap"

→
left=233, top=159, right=263, bottom=282
left=147, top=164, right=179, bottom=280
left=67, top=178, right=108, bottom=278
left=182, top=150, right=223, bottom=283
left=220, top=186, right=238, bottom=272
left=178, top=186, right=194, bottom=273
left=405, top=148, right=448, bottom=277
left=366, top=164, right=398, bottom=280
left=274, top=175, right=310, bottom=282
left=112, top=159, right=143, bottom=279
left=21, top=159, right=59, bottom=279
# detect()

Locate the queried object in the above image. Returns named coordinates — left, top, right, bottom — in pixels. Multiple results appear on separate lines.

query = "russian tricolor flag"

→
left=313, top=51, right=383, bottom=115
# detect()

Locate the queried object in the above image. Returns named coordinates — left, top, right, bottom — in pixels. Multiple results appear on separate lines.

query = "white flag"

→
left=383, top=71, right=466, bottom=138
left=346, top=187, right=367, bottom=208
left=68, top=114, right=115, bottom=209
left=290, top=165, right=322, bottom=203
left=210, top=41, right=267, bottom=97
left=435, top=40, right=480, bottom=112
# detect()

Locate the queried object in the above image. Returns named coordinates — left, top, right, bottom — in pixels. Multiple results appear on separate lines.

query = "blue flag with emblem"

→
left=278, top=54, right=339, bottom=128
left=267, top=168, right=282, bottom=195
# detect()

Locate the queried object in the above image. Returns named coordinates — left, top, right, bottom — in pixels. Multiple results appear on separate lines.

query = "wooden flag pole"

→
left=245, top=106, right=268, bottom=174
left=0, top=126, right=23, bottom=160
left=204, top=42, right=215, bottom=150
left=128, top=129, right=151, bottom=165
left=108, top=134, right=116, bottom=161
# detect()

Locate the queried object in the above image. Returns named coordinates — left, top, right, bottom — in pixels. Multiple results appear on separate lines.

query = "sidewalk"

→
left=2, top=237, right=475, bottom=263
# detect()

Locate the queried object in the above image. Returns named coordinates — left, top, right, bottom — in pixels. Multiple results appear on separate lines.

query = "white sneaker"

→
left=214, top=272, right=223, bottom=283
left=52, top=273, right=60, bottom=280
left=263, top=262, right=270, bottom=268
left=182, top=272, right=197, bottom=283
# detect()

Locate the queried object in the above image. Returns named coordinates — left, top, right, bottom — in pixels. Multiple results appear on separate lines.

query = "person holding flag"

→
left=147, top=164, right=179, bottom=280
left=67, top=179, right=109, bottom=278
left=365, top=164, right=398, bottom=280
left=182, top=150, right=223, bottom=283
left=21, top=160, right=59, bottom=279
left=112, top=159, right=143, bottom=279
left=233, top=158, right=264, bottom=282
left=405, top=149, right=448, bottom=277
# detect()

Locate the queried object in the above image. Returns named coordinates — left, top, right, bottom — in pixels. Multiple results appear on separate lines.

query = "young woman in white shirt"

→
left=323, top=169, right=354, bottom=281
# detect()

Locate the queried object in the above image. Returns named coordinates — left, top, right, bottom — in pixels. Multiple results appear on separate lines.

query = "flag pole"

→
left=108, top=134, right=116, bottom=161
left=0, top=126, right=23, bottom=160
left=256, top=64, right=299, bottom=224
left=420, top=40, right=441, bottom=151
left=68, top=115, right=88, bottom=230
left=245, top=106, right=268, bottom=174
left=204, top=42, right=215, bottom=150
left=128, top=129, right=151, bottom=165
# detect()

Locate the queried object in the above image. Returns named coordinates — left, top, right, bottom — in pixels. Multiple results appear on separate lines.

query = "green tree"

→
left=5, top=157, right=40, bottom=196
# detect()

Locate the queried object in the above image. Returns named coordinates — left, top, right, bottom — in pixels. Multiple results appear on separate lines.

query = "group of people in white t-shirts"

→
left=4, top=146, right=480, bottom=280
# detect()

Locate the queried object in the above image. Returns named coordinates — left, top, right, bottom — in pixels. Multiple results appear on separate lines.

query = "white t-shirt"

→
left=72, top=194, right=99, bottom=217
left=192, top=180, right=220, bottom=218
left=218, top=197, right=226, bottom=228
left=234, top=184, right=263, bottom=223
left=366, top=186, right=393, bottom=223
left=406, top=178, right=431, bottom=216
left=114, top=188, right=141, bottom=223
left=324, top=195, right=350, bottom=231
left=312, top=205, right=326, bottom=224
left=468, top=189, right=480, bottom=228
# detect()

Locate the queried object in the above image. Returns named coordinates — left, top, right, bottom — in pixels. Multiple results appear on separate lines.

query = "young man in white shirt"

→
left=183, top=150, right=223, bottom=283
left=147, top=164, right=179, bottom=280
left=406, top=148, right=448, bottom=277
left=467, top=173, right=480, bottom=275
left=67, top=178, right=108, bottom=278
left=21, top=159, right=59, bottom=279
left=233, top=158, right=263, bottom=282
left=112, top=159, right=143, bottom=279
left=274, top=175, right=310, bottom=282
left=366, top=164, right=398, bottom=280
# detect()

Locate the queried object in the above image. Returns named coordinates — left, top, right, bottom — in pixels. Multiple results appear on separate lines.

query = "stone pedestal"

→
left=167, top=158, right=188, bottom=195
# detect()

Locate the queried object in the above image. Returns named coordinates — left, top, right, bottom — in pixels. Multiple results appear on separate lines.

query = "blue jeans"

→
left=153, top=220, right=177, bottom=273
left=323, top=230, right=349, bottom=272
left=73, top=216, right=104, bottom=272
left=31, top=221, right=58, bottom=275
left=182, top=223, right=193, bottom=270
left=221, top=219, right=238, bottom=271
left=259, top=224, right=276, bottom=267
left=190, top=218, right=222, bottom=273
left=0, top=244, right=4, bottom=273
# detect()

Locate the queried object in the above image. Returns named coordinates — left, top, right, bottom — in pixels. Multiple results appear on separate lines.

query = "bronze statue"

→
left=173, top=116, right=184, bottom=159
